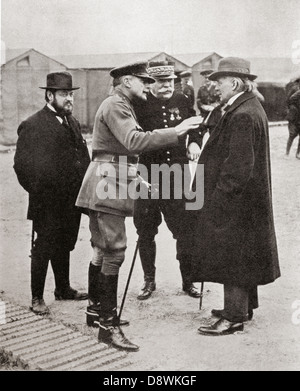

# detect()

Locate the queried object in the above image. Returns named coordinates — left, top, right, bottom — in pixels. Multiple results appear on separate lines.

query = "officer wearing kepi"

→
left=76, top=62, right=202, bottom=351
left=133, top=61, right=202, bottom=301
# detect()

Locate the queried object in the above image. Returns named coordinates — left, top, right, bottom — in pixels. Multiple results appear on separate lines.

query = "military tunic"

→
left=197, top=84, right=220, bottom=118
left=133, top=92, right=201, bottom=284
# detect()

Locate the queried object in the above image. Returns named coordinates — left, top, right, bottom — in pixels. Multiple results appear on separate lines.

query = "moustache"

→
left=159, top=89, right=173, bottom=94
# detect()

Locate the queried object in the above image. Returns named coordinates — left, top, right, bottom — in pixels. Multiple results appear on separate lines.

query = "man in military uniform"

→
left=197, top=70, right=221, bottom=119
left=76, top=62, right=202, bottom=351
left=179, top=70, right=195, bottom=112
left=14, top=72, right=90, bottom=315
left=133, top=61, right=202, bottom=301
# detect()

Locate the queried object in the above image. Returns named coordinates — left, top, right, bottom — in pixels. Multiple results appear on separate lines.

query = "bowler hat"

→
left=110, top=62, right=155, bottom=83
left=209, top=57, right=257, bottom=81
left=147, top=61, right=177, bottom=80
left=39, top=72, right=80, bottom=90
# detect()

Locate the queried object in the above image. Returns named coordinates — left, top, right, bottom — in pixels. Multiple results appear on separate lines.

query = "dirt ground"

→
left=0, top=124, right=300, bottom=371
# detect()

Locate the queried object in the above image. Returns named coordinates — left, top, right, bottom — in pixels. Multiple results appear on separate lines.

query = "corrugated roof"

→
left=53, top=52, right=162, bottom=69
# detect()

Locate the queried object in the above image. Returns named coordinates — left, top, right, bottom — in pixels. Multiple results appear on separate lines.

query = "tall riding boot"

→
left=137, top=239, right=156, bottom=300
left=30, top=248, right=50, bottom=314
left=86, top=263, right=102, bottom=327
left=98, top=274, right=139, bottom=352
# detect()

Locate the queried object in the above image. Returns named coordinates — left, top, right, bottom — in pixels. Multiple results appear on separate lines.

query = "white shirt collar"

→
left=47, top=103, right=57, bottom=113
left=227, top=91, right=244, bottom=107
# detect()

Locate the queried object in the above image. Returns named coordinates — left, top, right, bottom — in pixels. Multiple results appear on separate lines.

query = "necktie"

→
left=63, top=116, right=70, bottom=128
left=57, top=113, right=77, bottom=143
left=58, top=115, right=70, bottom=128
left=50, top=109, right=69, bottom=128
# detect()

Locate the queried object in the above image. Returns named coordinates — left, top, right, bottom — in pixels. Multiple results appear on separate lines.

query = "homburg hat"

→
left=209, top=57, right=257, bottom=81
left=39, top=71, right=80, bottom=90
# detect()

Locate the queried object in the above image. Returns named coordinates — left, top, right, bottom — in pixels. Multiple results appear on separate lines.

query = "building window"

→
left=17, top=56, right=30, bottom=67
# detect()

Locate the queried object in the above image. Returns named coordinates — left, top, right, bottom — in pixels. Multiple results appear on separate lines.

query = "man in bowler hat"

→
left=14, top=72, right=90, bottom=315
left=192, top=57, right=281, bottom=336
left=76, top=61, right=202, bottom=351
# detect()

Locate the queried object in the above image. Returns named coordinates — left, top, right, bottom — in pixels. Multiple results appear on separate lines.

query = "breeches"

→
left=89, top=211, right=127, bottom=275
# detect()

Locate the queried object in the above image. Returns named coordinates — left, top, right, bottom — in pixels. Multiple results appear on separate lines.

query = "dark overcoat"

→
left=191, top=92, right=281, bottom=287
left=14, top=105, right=90, bottom=250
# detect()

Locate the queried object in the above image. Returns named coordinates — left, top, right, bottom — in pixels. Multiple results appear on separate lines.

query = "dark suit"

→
left=191, top=92, right=280, bottom=321
left=14, top=105, right=90, bottom=297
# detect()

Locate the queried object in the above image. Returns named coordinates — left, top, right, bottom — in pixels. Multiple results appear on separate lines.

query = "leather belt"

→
left=92, top=152, right=139, bottom=165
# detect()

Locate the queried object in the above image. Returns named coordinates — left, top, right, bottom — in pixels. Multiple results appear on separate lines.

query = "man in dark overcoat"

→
left=191, top=57, right=281, bottom=336
left=14, top=72, right=90, bottom=315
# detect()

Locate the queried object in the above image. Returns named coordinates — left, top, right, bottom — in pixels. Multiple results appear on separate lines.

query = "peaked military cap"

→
left=110, top=62, right=155, bottom=83
left=147, top=61, right=177, bottom=80
left=179, top=70, right=192, bottom=78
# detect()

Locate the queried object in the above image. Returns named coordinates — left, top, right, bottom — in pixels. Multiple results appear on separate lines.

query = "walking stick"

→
left=199, top=282, right=204, bottom=310
left=31, top=224, right=35, bottom=255
left=118, top=239, right=140, bottom=321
